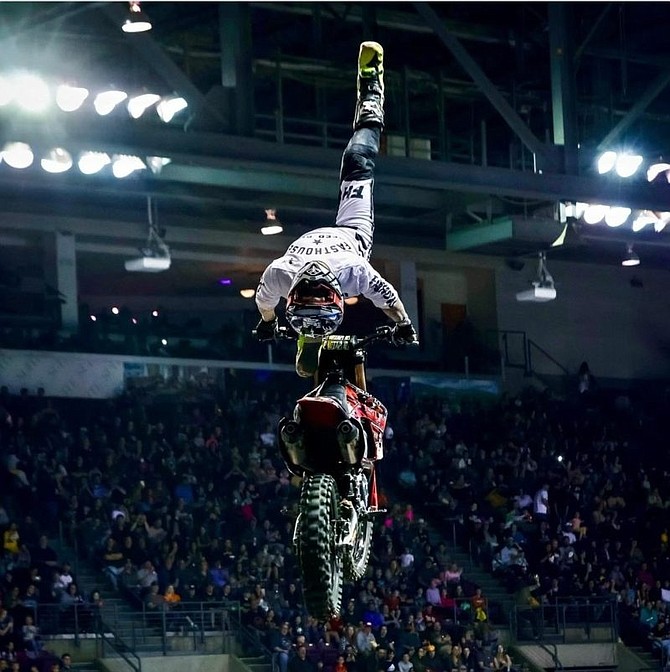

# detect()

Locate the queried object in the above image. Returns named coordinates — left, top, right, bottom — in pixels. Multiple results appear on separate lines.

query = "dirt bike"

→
left=276, top=325, right=396, bottom=619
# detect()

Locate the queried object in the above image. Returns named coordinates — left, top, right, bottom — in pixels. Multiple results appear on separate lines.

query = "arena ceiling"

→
left=0, top=1, right=670, bottom=305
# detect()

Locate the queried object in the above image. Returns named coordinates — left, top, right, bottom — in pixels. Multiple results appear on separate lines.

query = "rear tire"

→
left=298, top=474, right=344, bottom=619
left=344, top=472, right=373, bottom=581
left=344, top=519, right=373, bottom=581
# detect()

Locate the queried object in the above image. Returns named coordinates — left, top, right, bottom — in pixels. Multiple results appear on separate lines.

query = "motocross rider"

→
left=254, top=41, right=419, bottom=377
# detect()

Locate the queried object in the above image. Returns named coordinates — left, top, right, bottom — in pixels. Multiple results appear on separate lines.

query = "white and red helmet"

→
left=285, top=260, right=344, bottom=337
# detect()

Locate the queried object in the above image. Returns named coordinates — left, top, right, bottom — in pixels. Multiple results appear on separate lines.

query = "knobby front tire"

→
left=297, top=473, right=343, bottom=619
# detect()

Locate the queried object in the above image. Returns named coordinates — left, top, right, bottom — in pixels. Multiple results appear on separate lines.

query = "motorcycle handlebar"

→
left=252, top=324, right=409, bottom=347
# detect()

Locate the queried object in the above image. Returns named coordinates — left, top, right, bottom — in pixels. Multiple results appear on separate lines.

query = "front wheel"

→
left=297, top=474, right=344, bottom=619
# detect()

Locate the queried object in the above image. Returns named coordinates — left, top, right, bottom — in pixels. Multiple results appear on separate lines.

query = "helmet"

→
left=285, top=260, right=344, bottom=337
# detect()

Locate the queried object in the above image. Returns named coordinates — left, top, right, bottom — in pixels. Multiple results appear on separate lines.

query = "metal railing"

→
left=32, top=599, right=240, bottom=656
left=33, top=602, right=103, bottom=645
left=491, top=329, right=571, bottom=381
left=527, top=338, right=570, bottom=377
left=106, top=596, right=241, bottom=655
left=99, top=618, right=142, bottom=672
left=511, top=597, right=618, bottom=644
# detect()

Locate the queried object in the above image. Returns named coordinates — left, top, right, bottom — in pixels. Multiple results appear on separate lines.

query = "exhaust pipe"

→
left=281, top=421, right=303, bottom=448
left=280, top=420, right=306, bottom=469
left=337, top=420, right=360, bottom=463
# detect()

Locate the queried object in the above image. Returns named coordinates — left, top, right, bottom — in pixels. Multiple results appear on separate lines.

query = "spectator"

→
left=492, top=645, right=512, bottom=672
left=268, top=622, right=293, bottom=672
left=20, top=615, right=41, bottom=657
left=288, top=645, right=322, bottom=672
left=60, top=654, right=74, bottom=672
left=30, top=535, right=59, bottom=582
left=2, top=524, right=19, bottom=557
left=0, top=608, right=13, bottom=648
left=532, top=484, right=549, bottom=525
left=356, top=623, right=378, bottom=657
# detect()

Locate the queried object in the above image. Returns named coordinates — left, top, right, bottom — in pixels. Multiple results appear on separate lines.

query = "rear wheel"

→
left=297, top=474, right=343, bottom=619
left=344, top=472, right=373, bottom=581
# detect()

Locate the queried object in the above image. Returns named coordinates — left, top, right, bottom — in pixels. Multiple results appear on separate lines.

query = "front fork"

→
left=293, top=469, right=374, bottom=556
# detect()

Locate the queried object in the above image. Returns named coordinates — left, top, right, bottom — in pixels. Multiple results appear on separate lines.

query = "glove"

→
left=253, top=317, right=277, bottom=342
left=392, top=320, right=418, bottom=345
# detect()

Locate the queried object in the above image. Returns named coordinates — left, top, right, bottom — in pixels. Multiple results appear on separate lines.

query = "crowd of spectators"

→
left=0, top=366, right=669, bottom=672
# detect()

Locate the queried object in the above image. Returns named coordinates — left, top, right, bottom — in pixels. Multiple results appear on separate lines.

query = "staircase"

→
left=50, top=536, right=207, bottom=656
left=426, top=526, right=515, bottom=627
left=627, top=645, right=661, bottom=672
left=239, top=654, right=273, bottom=672
left=72, top=663, right=102, bottom=672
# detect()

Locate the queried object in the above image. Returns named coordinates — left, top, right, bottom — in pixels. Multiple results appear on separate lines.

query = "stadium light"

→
left=94, top=89, right=128, bottom=116
left=127, top=92, right=161, bottom=119
left=122, top=1, right=152, bottom=33
left=13, top=73, right=50, bottom=113
left=2, top=142, right=34, bottom=169
left=78, top=151, right=111, bottom=175
left=156, top=96, right=188, bottom=122
left=112, top=154, right=146, bottom=178
left=41, top=147, right=73, bottom=174
left=614, top=153, right=643, bottom=178
left=604, top=206, right=631, bottom=228
left=583, top=204, right=608, bottom=225
left=146, top=156, right=171, bottom=174
left=621, top=244, right=640, bottom=267
left=597, top=151, right=617, bottom=175
left=56, top=84, right=89, bottom=112
left=261, top=208, right=283, bottom=235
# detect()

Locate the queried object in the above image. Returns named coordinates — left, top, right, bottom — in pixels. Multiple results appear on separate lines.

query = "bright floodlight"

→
left=632, top=212, right=657, bottom=232
left=621, top=245, right=640, bottom=267
left=56, top=84, right=89, bottom=112
left=122, top=1, right=152, bottom=33
left=647, top=163, right=670, bottom=183
left=615, top=153, right=643, bottom=178
left=262, top=208, right=283, bottom=235
left=78, top=151, right=111, bottom=175
left=146, top=156, right=171, bottom=174
left=597, top=151, right=617, bottom=174
left=13, top=73, right=50, bottom=113
left=112, top=154, right=146, bottom=178
left=41, top=147, right=73, bottom=174
left=156, top=96, right=188, bottom=122
left=654, top=214, right=670, bottom=233
left=261, top=225, right=283, bottom=235
left=605, top=206, right=631, bottom=228
left=563, top=202, right=588, bottom=219
left=127, top=92, right=160, bottom=119
left=583, top=204, right=608, bottom=225
left=94, top=90, right=128, bottom=116
left=0, top=75, right=13, bottom=106
left=2, top=142, right=34, bottom=169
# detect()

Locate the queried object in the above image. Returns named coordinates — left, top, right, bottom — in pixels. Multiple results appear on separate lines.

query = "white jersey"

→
left=255, top=226, right=401, bottom=313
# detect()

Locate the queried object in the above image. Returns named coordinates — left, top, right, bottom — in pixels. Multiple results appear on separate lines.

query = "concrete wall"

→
left=58, top=248, right=670, bottom=385
left=416, top=255, right=670, bottom=383
left=495, top=258, right=670, bottom=380
left=102, top=654, right=231, bottom=672
left=516, top=643, right=617, bottom=668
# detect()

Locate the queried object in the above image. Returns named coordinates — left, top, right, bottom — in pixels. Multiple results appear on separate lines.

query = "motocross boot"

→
left=295, top=333, right=321, bottom=379
left=353, top=41, right=385, bottom=130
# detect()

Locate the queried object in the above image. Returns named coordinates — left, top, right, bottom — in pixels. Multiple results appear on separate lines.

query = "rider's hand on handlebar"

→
left=253, top=317, right=278, bottom=342
left=392, top=320, right=419, bottom=345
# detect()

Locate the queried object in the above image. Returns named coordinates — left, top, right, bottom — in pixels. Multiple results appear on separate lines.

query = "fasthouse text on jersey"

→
left=369, top=276, right=398, bottom=307
left=287, top=242, right=353, bottom=255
